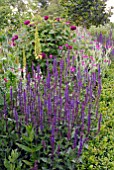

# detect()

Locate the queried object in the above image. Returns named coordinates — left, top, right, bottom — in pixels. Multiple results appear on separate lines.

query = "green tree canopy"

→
left=60, top=0, right=113, bottom=27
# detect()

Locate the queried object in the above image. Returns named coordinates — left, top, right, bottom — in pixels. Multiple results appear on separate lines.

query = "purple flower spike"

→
left=30, top=160, right=38, bottom=170
left=13, top=108, right=19, bottom=129
left=78, top=134, right=83, bottom=157
left=87, top=104, right=91, bottom=133
left=10, top=86, right=13, bottom=102
left=98, top=33, right=103, bottom=43
left=73, top=128, right=78, bottom=149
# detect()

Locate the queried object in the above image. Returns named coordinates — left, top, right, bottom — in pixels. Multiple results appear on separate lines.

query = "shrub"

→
left=76, top=62, right=114, bottom=170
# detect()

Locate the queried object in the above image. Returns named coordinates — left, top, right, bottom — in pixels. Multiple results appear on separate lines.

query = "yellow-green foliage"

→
left=89, top=24, right=114, bottom=39
left=77, top=62, right=114, bottom=170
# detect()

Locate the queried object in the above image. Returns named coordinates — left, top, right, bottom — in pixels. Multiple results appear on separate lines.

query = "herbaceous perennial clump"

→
left=3, top=53, right=102, bottom=163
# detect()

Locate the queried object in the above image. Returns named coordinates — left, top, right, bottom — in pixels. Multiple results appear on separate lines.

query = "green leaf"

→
left=22, top=160, right=32, bottom=166
left=16, top=143, right=33, bottom=152
left=7, top=149, right=20, bottom=164
left=40, top=157, right=48, bottom=163
left=4, top=159, right=10, bottom=169
left=49, top=30, right=55, bottom=34
left=16, top=143, right=42, bottom=153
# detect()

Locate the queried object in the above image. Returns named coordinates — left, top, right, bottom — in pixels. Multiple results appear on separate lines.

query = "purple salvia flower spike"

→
left=87, top=104, right=91, bottom=133
left=73, top=128, right=78, bottom=149
left=13, top=107, right=19, bottom=130
left=78, top=133, right=83, bottom=157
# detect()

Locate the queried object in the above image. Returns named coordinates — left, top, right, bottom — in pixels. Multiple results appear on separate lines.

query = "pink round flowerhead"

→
left=82, top=55, right=88, bottom=59
left=82, top=61, right=85, bottom=66
left=44, top=16, right=49, bottom=20
left=65, top=44, right=69, bottom=48
left=55, top=18, right=60, bottom=22
left=4, top=78, right=8, bottom=82
left=24, top=20, right=30, bottom=25
left=12, top=35, right=18, bottom=41
left=68, top=45, right=72, bottom=50
left=70, top=25, right=76, bottom=31
left=70, top=66, right=75, bottom=72
left=49, top=54, right=53, bottom=58
left=11, top=41, right=16, bottom=47
left=65, top=21, right=70, bottom=25
left=58, top=46, right=63, bottom=50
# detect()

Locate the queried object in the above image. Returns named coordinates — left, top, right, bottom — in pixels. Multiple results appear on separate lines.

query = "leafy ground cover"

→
left=77, top=62, right=114, bottom=170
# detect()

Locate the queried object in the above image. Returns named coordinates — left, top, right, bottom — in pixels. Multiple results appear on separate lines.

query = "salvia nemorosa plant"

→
left=3, top=52, right=102, bottom=168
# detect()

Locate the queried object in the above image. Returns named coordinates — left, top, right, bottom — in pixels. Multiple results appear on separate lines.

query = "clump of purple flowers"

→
left=3, top=54, right=102, bottom=158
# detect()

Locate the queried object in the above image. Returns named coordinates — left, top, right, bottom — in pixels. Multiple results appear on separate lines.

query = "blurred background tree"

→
left=0, top=0, right=113, bottom=30
left=60, top=0, right=113, bottom=28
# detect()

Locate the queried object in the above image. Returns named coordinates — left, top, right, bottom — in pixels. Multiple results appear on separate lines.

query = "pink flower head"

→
left=70, top=66, right=75, bottom=72
left=24, top=20, right=30, bottom=25
left=34, top=75, right=41, bottom=80
left=104, top=59, right=109, bottom=63
left=96, top=44, right=100, bottom=50
left=44, top=16, right=49, bottom=20
left=92, top=64, right=97, bottom=67
left=12, top=35, right=18, bottom=41
left=49, top=54, right=53, bottom=58
left=55, top=18, right=61, bottom=22
left=68, top=45, right=73, bottom=50
left=65, top=21, right=70, bottom=25
left=58, top=46, right=63, bottom=50
left=82, top=61, right=85, bottom=66
left=18, top=68, right=23, bottom=72
left=73, top=39, right=76, bottom=43
left=108, top=46, right=112, bottom=49
left=70, top=25, right=76, bottom=31
left=82, top=55, right=88, bottom=59
left=80, top=50, right=84, bottom=53
left=65, top=44, right=69, bottom=48
left=89, top=56, right=94, bottom=61
left=81, top=36, right=85, bottom=39
left=11, top=41, right=16, bottom=47
left=4, top=78, right=8, bottom=82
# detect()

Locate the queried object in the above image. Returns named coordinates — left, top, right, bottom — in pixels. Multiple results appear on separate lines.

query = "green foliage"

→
left=76, top=62, right=114, bottom=170
left=3, top=16, right=71, bottom=74
left=89, top=24, right=114, bottom=39
left=4, top=149, right=23, bottom=170
left=60, top=0, right=113, bottom=28
left=40, top=0, right=64, bottom=17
